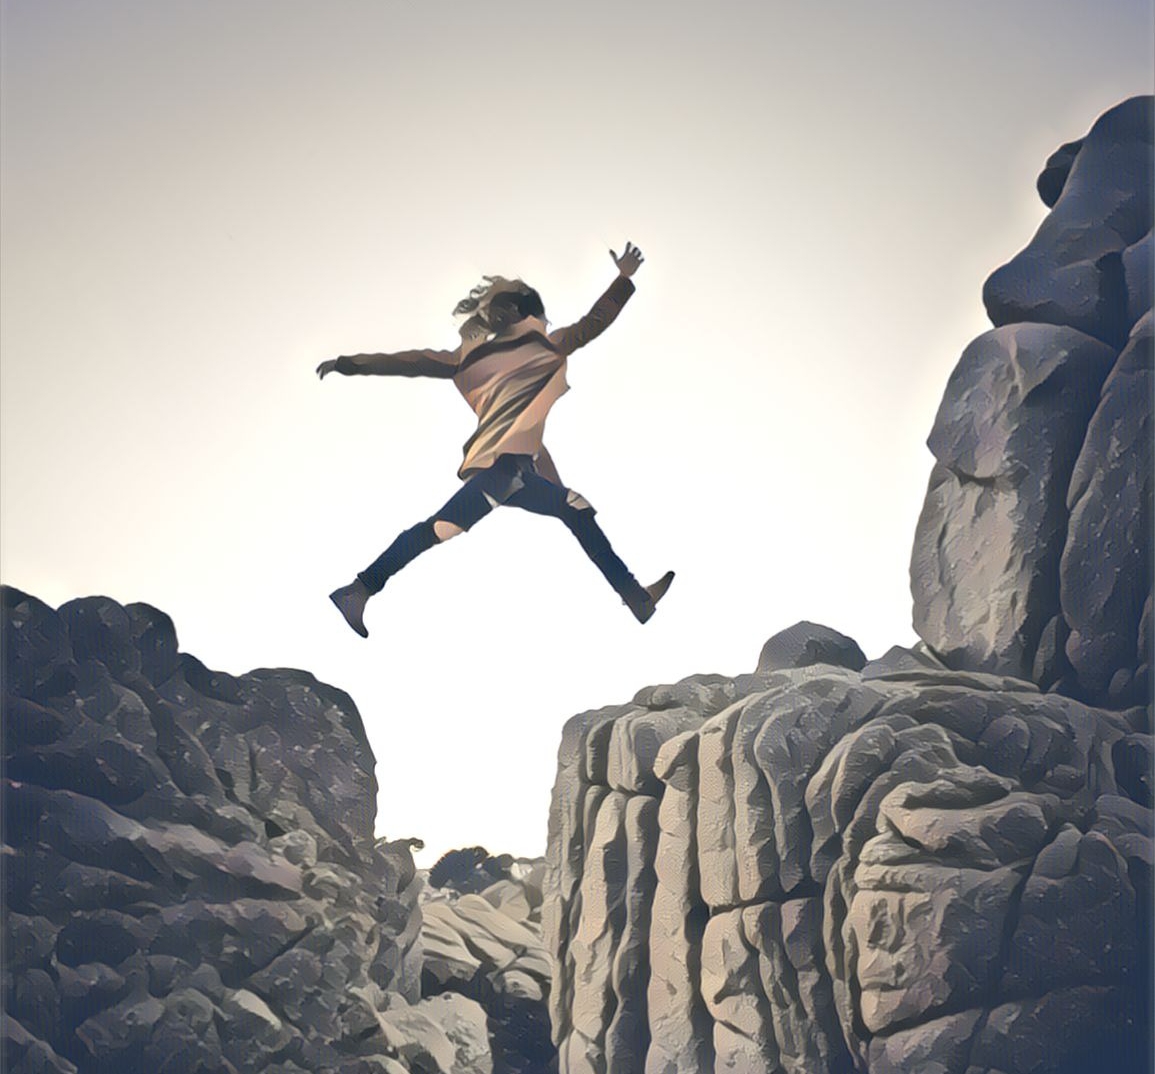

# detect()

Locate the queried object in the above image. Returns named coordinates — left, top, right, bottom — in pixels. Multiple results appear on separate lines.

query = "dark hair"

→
left=491, top=288, right=544, bottom=320
left=453, top=276, right=545, bottom=323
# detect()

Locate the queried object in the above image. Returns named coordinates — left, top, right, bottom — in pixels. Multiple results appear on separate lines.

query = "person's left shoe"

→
left=626, top=570, right=676, bottom=624
left=330, top=579, right=371, bottom=637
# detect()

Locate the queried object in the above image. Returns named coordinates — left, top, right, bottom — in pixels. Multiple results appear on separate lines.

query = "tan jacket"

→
left=336, top=276, right=635, bottom=480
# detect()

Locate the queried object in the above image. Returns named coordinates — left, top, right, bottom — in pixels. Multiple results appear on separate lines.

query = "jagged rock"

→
left=2, top=586, right=428, bottom=1073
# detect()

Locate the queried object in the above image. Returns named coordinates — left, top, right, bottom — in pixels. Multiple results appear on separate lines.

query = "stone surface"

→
left=983, top=95, right=1152, bottom=346
left=2, top=586, right=433, bottom=1073
left=1061, top=311, right=1153, bottom=706
left=547, top=664, right=1148, bottom=1074
left=756, top=621, right=867, bottom=674
left=911, top=97, right=1154, bottom=707
left=911, top=324, right=1117, bottom=681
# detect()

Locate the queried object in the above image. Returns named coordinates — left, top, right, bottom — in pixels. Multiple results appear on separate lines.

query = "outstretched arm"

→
left=316, top=346, right=461, bottom=380
left=549, top=241, right=644, bottom=356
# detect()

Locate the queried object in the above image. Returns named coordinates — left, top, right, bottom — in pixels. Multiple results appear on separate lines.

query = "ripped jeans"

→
left=357, top=453, right=650, bottom=610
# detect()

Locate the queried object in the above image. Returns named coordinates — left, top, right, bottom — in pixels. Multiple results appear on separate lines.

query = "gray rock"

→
left=3, top=586, right=427, bottom=1074
left=1036, top=137, right=1084, bottom=208
left=1004, top=826, right=1138, bottom=994
left=2, top=1016, right=79, bottom=1074
left=860, top=642, right=947, bottom=679
left=646, top=731, right=713, bottom=1074
left=700, top=908, right=778, bottom=1072
left=604, top=796, right=659, bottom=1073
left=607, top=707, right=703, bottom=796
left=866, top=1009, right=982, bottom=1074
left=743, top=899, right=852, bottom=1074
left=57, top=597, right=142, bottom=684
left=911, top=323, right=1117, bottom=682
left=983, top=95, right=1152, bottom=346
left=544, top=98, right=1152, bottom=1074
left=2, top=588, right=75, bottom=702
left=1061, top=312, right=1153, bottom=706
left=1123, top=228, right=1152, bottom=327
left=756, top=621, right=866, bottom=674
left=966, top=986, right=1143, bottom=1073
left=567, top=791, right=629, bottom=1073
left=377, top=994, right=494, bottom=1074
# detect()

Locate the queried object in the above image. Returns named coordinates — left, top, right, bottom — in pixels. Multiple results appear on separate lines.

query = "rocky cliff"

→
left=1, top=589, right=491, bottom=1073
left=544, top=96, right=1153, bottom=1074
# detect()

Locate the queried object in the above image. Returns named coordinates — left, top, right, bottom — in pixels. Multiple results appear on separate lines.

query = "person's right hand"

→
left=316, top=359, right=339, bottom=379
left=611, top=241, right=644, bottom=277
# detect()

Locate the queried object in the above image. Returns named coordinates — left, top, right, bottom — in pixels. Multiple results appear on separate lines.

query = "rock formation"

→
left=545, top=96, right=1153, bottom=1074
left=913, top=94, right=1152, bottom=709
left=421, top=854, right=556, bottom=1073
left=1, top=587, right=490, bottom=1074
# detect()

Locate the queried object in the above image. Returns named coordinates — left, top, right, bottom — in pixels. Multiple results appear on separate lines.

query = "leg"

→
left=358, top=478, right=496, bottom=593
left=508, top=471, right=673, bottom=622
left=330, top=474, right=499, bottom=637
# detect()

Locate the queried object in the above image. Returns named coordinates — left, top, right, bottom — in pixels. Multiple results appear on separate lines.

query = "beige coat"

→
left=335, top=276, right=635, bottom=481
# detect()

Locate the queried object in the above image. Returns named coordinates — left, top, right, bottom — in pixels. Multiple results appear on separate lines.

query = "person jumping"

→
left=316, top=241, right=674, bottom=638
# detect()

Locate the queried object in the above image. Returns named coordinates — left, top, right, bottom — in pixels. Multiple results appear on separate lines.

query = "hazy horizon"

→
left=3, top=0, right=1153, bottom=865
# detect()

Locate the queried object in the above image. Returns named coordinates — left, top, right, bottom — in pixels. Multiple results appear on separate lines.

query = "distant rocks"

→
left=915, top=95, right=1153, bottom=707
left=1, top=587, right=486, bottom=1074
left=420, top=855, right=556, bottom=1074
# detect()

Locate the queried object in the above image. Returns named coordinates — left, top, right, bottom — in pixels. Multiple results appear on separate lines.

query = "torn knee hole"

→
left=565, top=490, right=593, bottom=512
left=433, top=519, right=465, bottom=542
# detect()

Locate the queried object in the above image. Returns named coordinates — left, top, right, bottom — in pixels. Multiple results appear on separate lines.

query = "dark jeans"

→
left=358, top=454, right=649, bottom=609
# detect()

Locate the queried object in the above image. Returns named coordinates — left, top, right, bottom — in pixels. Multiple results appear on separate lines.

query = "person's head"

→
left=453, top=276, right=545, bottom=338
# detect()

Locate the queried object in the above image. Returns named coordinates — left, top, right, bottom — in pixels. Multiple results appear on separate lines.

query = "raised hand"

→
left=316, top=359, right=339, bottom=379
left=610, top=241, right=644, bottom=278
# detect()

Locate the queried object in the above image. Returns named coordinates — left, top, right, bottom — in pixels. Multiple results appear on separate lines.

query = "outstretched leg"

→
left=329, top=474, right=501, bottom=637
left=508, top=469, right=674, bottom=623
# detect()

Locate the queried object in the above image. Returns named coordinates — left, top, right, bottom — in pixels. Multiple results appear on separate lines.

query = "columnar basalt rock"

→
left=545, top=97, right=1154, bottom=1074
left=1, top=586, right=485, bottom=1074
left=546, top=656, right=1149, bottom=1074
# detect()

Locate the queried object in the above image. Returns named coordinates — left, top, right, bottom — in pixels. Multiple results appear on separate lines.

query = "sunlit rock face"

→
left=545, top=97, right=1154, bottom=1074
left=1, top=587, right=478, bottom=1074
left=545, top=641, right=1151, bottom=1074
left=913, top=95, right=1153, bottom=708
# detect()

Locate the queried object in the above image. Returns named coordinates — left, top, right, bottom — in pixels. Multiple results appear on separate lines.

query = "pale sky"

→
left=3, top=0, right=1152, bottom=865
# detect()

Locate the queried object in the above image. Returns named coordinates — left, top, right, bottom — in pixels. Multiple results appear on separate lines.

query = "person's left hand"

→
left=611, top=241, right=644, bottom=277
left=316, top=359, right=339, bottom=379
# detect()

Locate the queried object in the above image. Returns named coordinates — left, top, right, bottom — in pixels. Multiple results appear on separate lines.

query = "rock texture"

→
left=546, top=638, right=1151, bottom=1074
left=546, top=97, right=1154, bottom=1074
left=914, top=95, right=1153, bottom=708
left=1, top=587, right=488, bottom=1074
left=421, top=854, right=556, bottom=1073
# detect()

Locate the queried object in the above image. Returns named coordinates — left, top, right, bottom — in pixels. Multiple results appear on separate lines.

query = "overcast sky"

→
left=3, top=0, right=1152, bottom=865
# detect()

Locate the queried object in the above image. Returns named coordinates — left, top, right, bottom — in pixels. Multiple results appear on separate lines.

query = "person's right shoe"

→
left=330, top=579, right=371, bottom=638
left=627, top=570, right=676, bottom=624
